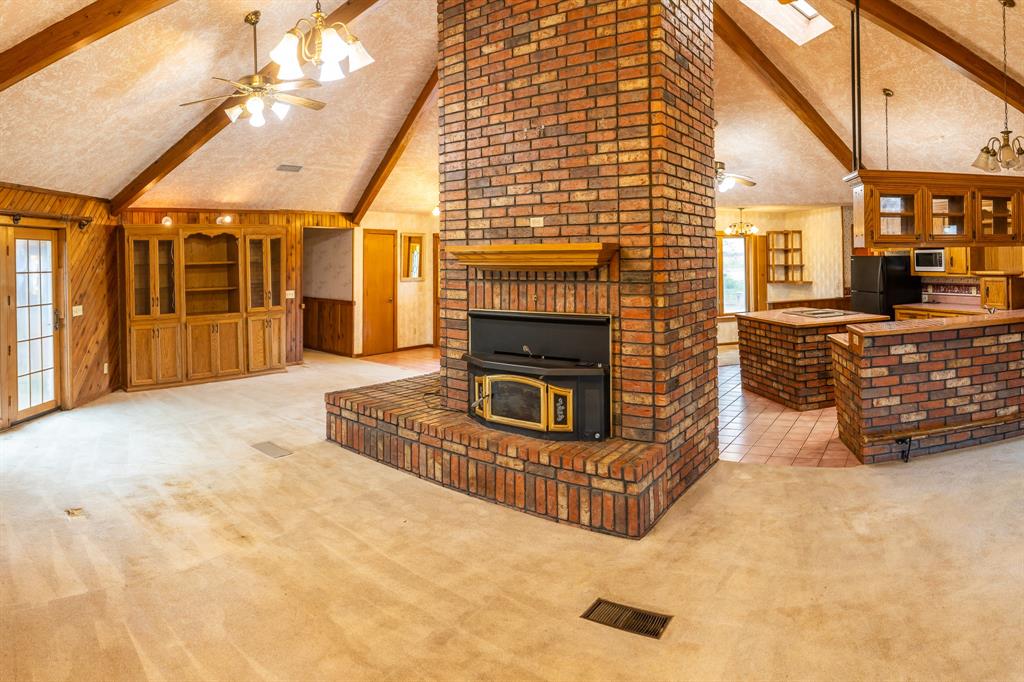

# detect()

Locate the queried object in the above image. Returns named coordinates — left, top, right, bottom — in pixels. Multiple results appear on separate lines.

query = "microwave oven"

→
left=913, top=249, right=946, bottom=273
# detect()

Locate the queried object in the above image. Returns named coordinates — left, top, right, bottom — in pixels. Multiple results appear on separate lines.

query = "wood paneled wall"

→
left=122, top=208, right=355, bottom=364
left=302, top=297, right=355, bottom=356
left=0, top=183, right=120, bottom=407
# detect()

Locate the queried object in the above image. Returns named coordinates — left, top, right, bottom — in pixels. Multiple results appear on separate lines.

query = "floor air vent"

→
left=252, top=441, right=292, bottom=458
left=581, top=598, right=671, bottom=639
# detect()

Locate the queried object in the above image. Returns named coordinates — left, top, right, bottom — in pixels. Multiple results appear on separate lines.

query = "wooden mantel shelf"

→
left=447, top=242, right=619, bottom=272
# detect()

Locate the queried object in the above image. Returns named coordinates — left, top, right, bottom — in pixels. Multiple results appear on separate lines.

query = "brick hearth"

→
left=327, top=375, right=673, bottom=538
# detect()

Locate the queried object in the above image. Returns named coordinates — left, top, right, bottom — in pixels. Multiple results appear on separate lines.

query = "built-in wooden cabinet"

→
left=123, top=224, right=287, bottom=391
left=979, top=275, right=1024, bottom=310
left=849, top=170, right=1022, bottom=249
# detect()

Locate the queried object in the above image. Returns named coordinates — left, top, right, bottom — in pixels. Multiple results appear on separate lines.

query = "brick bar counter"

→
left=830, top=310, right=1024, bottom=464
left=735, top=309, right=888, bottom=411
left=327, top=374, right=675, bottom=539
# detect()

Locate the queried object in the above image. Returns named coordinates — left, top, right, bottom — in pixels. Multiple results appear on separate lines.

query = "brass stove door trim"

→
left=479, top=374, right=548, bottom=433
left=547, top=385, right=574, bottom=432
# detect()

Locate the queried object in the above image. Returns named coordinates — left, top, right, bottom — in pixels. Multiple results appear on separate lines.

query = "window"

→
left=737, top=0, right=833, bottom=46
left=719, top=236, right=750, bottom=315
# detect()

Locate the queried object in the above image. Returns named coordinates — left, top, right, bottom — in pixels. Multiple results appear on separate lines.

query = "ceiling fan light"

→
left=717, top=176, right=736, bottom=192
left=346, top=38, right=374, bottom=72
left=249, top=109, right=266, bottom=128
left=319, top=59, right=345, bottom=82
left=271, top=101, right=291, bottom=121
left=245, top=95, right=264, bottom=115
left=320, top=27, right=349, bottom=63
left=225, top=105, right=244, bottom=123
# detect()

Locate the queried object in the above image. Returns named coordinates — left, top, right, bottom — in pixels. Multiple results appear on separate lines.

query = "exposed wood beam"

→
left=834, top=0, right=1023, bottom=114
left=0, top=0, right=178, bottom=92
left=110, top=0, right=381, bottom=215
left=714, top=3, right=855, bottom=171
left=347, top=68, right=438, bottom=225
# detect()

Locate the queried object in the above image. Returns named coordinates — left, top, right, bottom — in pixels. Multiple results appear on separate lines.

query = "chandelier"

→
left=270, top=1, right=374, bottom=82
left=724, top=208, right=759, bottom=236
left=971, top=0, right=1023, bottom=172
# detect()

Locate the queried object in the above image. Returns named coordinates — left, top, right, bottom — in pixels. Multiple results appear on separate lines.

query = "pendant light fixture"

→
left=971, top=0, right=1023, bottom=173
left=724, top=208, right=759, bottom=236
left=270, top=1, right=375, bottom=83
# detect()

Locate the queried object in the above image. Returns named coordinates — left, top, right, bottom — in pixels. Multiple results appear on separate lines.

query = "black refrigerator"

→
left=850, top=255, right=922, bottom=319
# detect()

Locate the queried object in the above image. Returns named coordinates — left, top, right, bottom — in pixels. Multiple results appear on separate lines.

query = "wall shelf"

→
left=766, top=230, right=810, bottom=284
left=448, top=242, right=619, bottom=272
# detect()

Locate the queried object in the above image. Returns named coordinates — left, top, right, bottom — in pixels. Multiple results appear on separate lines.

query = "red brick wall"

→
left=437, top=0, right=717, bottom=489
left=831, top=319, right=1024, bottom=463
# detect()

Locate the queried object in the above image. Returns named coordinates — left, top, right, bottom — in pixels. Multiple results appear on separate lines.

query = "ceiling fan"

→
left=180, top=10, right=326, bottom=127
left=715, top=161, right=757, bottom=192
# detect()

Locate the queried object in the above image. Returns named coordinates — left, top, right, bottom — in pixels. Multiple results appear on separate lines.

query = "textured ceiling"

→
left=0, top=0, right=1019, bottom=214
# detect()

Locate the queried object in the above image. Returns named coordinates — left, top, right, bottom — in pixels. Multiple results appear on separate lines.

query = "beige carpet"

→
left=2, top=351, right=1022, bottom=681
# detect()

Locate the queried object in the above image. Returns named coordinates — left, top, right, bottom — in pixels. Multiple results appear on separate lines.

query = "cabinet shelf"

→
left=186, top=286, right=239, bottom=293
left=186, top=260, right=238, bottom=267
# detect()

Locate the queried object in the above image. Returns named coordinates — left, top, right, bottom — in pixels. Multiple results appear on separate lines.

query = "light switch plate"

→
left=530, top=217, right=544, bottom=228
left=72, top=305, right=83, bottom=317
left=285, top=289, right=296, bottom=300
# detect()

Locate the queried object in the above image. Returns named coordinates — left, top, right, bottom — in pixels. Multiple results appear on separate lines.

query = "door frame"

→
left=1, top=222, right=69, bottom=428
left=362, top=228, right=398, bottom=356
left=433, top=232, right=440, bottom=347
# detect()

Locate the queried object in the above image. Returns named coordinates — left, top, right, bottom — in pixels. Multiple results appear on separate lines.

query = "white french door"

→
left=2, top=227, right=63, bottom=425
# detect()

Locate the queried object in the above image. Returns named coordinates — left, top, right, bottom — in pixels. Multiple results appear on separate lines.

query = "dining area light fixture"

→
left=270, top=0, right=374, bottom=83
left=723, top=208, right=759, bottom=236
left=971, top=0, right=1023, bottom=173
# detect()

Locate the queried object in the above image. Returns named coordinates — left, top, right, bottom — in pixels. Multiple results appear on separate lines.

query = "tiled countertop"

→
left=848, top=308, right=1024, bottom=337
left=734, top=309, right=889, bottom=328
left=893, top=303, right=988, bottom=316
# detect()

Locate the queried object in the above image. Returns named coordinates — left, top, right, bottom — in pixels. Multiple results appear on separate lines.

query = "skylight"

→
left=737, top=0, right=834, bottom=46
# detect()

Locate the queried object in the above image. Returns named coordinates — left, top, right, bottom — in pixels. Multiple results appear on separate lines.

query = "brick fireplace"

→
left=326, top=0, right=719, bottom=538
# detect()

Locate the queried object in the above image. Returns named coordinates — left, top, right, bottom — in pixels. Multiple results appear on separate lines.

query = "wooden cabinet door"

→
left=247, top=316, right=270, bottom=372
left=867, top=185, right=923, bottom=246
left=128, top=235, right=180, bottom=320
left=128, top=237, right=155, bottom=320
left=945, top=247, right=969, bottom=275
left=981, top=278, right=1008, bottom=309
left=267, top=235, right=285, bottom=312
left=975, top=190, right=1019, bottom=243
left=186, top=321, right=217, bottom=381
left=129, top=326, right=156, bottom=387
left=924, top=187, right=971, bottom=243
left=154, top=323, right=182, bottom=384
left=216, top=319, right=245, bottom=376
left=267, top=314, right=285, bottom=369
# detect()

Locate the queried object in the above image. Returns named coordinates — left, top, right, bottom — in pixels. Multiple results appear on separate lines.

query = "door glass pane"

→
left=269, top=238, right=282, bottom=307
left=930, top=195, right=966, bottom=238
left=980, top=196, right=1014, bottom=237
left=15, top=238, right=57, bottom=412
left=879, top=193, right=916, bottom=237
left=249, top=239, right=265, bottom=308
left=490, top=380, right=543, bottom=425
left=721, top=237, right=748, bottom=315
left=157, top=239, right=175, bottom=315
left=133, top=239, right=151, bottom=316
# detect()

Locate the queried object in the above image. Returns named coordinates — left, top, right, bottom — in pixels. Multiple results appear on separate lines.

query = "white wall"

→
left=352, top=211, right=440, bottom=354
left=302, top=228, right=353, bottom=300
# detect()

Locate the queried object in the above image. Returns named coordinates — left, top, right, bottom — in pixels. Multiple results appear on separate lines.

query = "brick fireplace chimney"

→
left=438, top=0, right=719, bottom=490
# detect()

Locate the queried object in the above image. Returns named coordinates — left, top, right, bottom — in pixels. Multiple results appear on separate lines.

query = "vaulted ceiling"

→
left=0, top=0, right=1020, bottom=216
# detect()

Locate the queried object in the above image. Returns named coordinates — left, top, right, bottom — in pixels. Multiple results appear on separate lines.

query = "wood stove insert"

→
left=465, top=310, right=611, bottom=441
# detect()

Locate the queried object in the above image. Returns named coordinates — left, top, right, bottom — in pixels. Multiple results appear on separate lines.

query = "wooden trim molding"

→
left=0, top=0, right=178, bottom=92
left=109, top=0, right=383, bottom=214
left=714, top=2, right=856, bottom=171
left=447, top=242, right=619, bottom=272
left=347, top=68, right=439, bottom=225
left=834, top=0, right=1024, bottom=115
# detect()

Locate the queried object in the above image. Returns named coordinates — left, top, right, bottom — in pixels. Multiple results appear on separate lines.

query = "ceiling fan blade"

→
left=727, top=173, right=757, bottom=187
left=179, top=93, right=244, bottom=107
left=212, top=76, right=251, bottom=91
left=274, top=93, right=327, bottom=111
left=273, top=79, right=321, bottom=92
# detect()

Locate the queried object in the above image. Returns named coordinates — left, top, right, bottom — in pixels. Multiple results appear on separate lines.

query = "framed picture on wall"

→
left=401, top=233, right=424, bottom=281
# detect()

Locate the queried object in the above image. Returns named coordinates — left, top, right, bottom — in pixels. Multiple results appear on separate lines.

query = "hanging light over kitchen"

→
left=971, top=0, right=1023, bottom=173
left=271, top=1, right=375, bottom=83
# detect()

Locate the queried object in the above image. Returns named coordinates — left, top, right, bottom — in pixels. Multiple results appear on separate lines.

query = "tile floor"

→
left=355, top=346, right=859, bottom=467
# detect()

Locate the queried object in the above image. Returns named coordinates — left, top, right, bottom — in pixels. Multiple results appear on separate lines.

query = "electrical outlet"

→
left=103, top=362, right=108, bottom=375
left=530, top=216, right=544, bottom=228
left=72, top=305, right=83, bottom=317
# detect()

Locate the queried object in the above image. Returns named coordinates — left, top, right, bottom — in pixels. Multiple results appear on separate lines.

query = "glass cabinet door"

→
left=247, top=237, right=266, bottom=310
left=927, top=190, right=969, bottom=241
left=268, top=236, right=282, bottom=309
left=876, top=190, right=919, bottom=241
left=131, top=238, right=152, bottom=317
left=156, top=238, right=176, bottom=315
left=977, top=191, right=1017, bottom=241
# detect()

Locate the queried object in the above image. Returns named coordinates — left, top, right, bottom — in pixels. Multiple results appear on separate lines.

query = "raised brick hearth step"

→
left=326, top=374, right=677, bottom=538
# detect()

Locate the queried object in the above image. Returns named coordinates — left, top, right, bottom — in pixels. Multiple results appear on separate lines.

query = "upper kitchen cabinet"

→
left=848, top=170, right=1022, bottom=249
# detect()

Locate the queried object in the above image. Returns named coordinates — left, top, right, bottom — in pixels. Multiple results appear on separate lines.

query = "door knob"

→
left=388, top=297, right=393, bottom=303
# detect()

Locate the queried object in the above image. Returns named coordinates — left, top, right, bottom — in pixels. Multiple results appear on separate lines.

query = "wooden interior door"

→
left=362, top=230, right=396, bottom=356
left=3, top=228, right=64, bottom=423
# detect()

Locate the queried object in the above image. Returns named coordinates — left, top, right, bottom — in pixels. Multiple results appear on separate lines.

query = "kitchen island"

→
left=830, top=310, right=1024, bottom=463
left=735, top=308, right=889, bottom=411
